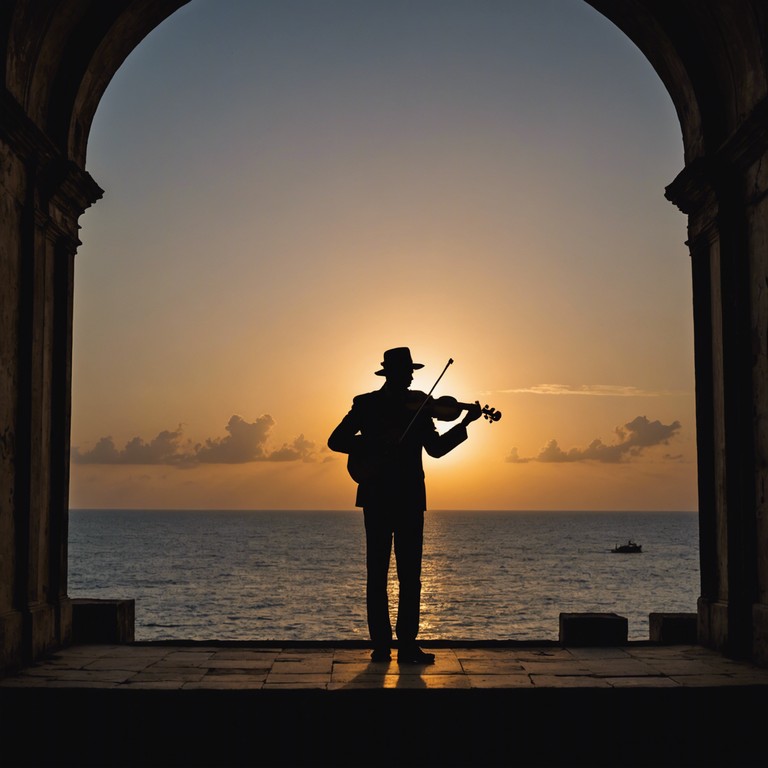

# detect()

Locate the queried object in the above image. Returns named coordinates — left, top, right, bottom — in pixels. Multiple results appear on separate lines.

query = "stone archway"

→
left=589, top=0, right=768, bottom=663
left=2, top=0, right=768, bottom=672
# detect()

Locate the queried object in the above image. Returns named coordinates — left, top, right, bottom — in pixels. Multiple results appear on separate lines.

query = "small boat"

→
left=612, top=539, right=642, bottom=553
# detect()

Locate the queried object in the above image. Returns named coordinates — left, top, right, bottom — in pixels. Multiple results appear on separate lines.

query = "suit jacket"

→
left=328, top=386, right=468, bottom=509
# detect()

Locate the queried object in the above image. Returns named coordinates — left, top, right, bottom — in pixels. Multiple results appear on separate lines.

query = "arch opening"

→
left=69, top=1, right=697, bottom=643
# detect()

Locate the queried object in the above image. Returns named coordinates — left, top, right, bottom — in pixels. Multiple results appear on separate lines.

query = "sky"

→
left=69, top=0, right=696, bottom=511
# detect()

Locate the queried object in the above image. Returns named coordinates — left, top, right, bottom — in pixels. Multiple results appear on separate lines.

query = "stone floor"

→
left=4, top=643, right=768, bottom=766
left=3, top=641, right=768, bottom=690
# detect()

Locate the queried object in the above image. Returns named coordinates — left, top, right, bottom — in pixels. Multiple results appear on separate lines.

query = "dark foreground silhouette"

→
left=328, top=347, right=500, bottom=664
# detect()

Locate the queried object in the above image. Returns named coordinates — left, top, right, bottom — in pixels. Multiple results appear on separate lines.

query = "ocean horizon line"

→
left=68, top=507, right=698, bottom=514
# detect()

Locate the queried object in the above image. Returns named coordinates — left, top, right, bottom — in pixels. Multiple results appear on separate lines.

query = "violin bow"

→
left=399, top=357, right=454, bottom=443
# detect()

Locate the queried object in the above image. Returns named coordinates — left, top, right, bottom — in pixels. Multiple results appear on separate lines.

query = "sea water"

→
left=68, top=509, right=699, bottom=642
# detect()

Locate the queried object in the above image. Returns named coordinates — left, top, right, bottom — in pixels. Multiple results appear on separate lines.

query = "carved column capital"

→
left=2, top=88, right=103, bottom=249
left=666, top=96, right=768, bottom=220
left=665, top=157, right=719, bottom=217
left=37, top=156, right=103, bottom=249
left=37, top=156, right=103, bottom=216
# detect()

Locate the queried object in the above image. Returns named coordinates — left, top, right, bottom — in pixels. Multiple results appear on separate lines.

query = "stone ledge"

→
left=71, top=599, right=135, bottom=645
left=559, top=612, right=628, bottom=647
left=649, top=612, right=698, bottom=644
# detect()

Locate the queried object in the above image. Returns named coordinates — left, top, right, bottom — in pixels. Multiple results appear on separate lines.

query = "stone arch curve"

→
left=2, top=0, right=768, bottom=672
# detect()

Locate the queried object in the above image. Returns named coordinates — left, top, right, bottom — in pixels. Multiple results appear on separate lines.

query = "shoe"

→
left=371, top=648, right=391, bottom=662
left=397, top=646, right=435, bottom=665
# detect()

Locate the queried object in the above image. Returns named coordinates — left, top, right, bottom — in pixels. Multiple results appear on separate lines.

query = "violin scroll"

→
left=482, top=404, right=502, bottom=423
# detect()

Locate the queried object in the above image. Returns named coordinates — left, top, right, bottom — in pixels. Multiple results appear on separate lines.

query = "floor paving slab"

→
left=458, top=659, right=526, bottom=674
left=206, top=667, right=270, bottom=677
left=123, top=680, right=187, bottom=689
left=382, top=673, right=472, bottom=689
left=530, top=674, right=613, bottom=687
left=518, top=661, right=593, bottom=675
left=466, top=674, right=534, bottom=688
left=641, top=659, right=730, bottom=676
left=265, top=672, right=332, bottom=685
left=603, top=675, right=680, bottom=687
left=154, top=651, right=216, bottom=665
left=208, top=650, right=279, bottom=661
left=83, top=657, right=156, bottom=672
left=567, top=646, right=634, bottom=659
left=205, top=659, right=274, bottom=670
left=128, top=669, right=207, bottom=683
left=200, top=672, right=267, bottom=688
left=270, top=659, right=334, bottom=674
left=330, top=671, right=391, bottom=685
left=16, top=668, right=133, bottom=683
left=579, top=659, right=660, bottom=676
left=184, top=680, right=266, bottom=689
left=399, top=654, right=464, bottom=673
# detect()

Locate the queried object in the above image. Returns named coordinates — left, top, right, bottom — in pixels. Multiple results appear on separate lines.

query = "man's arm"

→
left=422, top=401, right=482, bottom=458
left=328, top=405, right=362, bottom=455
left=423, top=422, right=468, bottom=458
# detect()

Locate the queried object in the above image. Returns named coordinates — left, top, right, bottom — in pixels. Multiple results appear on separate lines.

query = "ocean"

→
left=67, top=509, right=699, bottom=643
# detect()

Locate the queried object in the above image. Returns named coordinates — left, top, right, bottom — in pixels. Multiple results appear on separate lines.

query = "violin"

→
left=410, top=394, right=502, bottom=424
left=346, top=357, right=501, bottom=484
left=347, top=394, right=502, bottom=483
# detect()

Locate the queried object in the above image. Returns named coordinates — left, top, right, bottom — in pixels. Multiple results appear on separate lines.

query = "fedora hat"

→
left=375, top=347, right=424, bottom=376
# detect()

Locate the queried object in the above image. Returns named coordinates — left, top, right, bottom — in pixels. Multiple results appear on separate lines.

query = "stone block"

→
left=72, top=598, right=135, bottom=644
left=559, top=612, right=628, bottom=647
left=0, top=609, right=23, bottom=676
left=649, top=612, right=697, bottom=644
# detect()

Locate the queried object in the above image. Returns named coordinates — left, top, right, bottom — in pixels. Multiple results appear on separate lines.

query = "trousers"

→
left=363, top=504, right=424, bottom=648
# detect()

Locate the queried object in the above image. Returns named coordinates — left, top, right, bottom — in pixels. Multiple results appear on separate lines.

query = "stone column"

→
left=43, top=162, right=102, bottom=650
left=667, top=163, right=732, bottom=653
left=0, top=91, right=101, bottom=672
left=0, top=107, right=27, bottom=673
left=667, top=99, right=768, bottom=663
left=743, top=110, right=768, bottom=666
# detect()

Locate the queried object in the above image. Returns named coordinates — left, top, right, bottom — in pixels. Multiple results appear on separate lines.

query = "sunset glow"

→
left=70, top=0, right=696, bottom=511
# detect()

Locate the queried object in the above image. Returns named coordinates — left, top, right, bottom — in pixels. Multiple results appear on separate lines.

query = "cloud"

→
left=73, top=436, right=122, bottom=464
left=71, top=428, right=189, bottom=465
left=122, top=427, right=188, bottom=464
left=72, top=415, right=319, bottom=465
left=267, top=434, right=317, bottom=462
left=194, top=415, right=274, bottom=463
left=507, top=415, right=682, bottom=464
left=500, top=384, right=685, bottom=397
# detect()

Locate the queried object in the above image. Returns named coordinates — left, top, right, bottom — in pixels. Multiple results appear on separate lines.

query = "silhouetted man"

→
left=328, top=347, right=481, bottom=664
